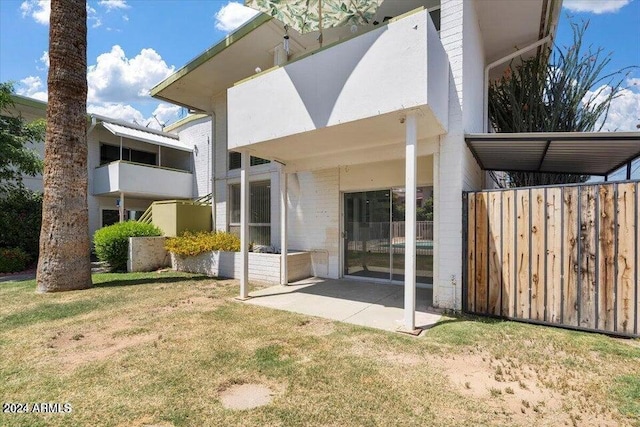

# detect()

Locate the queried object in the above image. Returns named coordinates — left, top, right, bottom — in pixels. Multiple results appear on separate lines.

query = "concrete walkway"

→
left=245, top=278, right=442, bottom=333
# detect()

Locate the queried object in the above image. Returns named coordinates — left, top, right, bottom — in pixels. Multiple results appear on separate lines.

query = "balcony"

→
left=93, top=161, right=193, bottom=199
left=227, top=8, right=449, bottom=170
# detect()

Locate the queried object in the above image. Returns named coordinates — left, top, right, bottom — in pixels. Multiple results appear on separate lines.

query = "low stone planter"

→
left=170, top=251, right=312, bottom=284
left=127, top=237, right=171, bottom=272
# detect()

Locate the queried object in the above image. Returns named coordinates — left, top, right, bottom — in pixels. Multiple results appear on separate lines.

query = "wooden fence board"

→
left=488, top=192, right=502, bottom=315
left=475, top=193, right=488, bottom=313
left=531, top=188, right=546, bottom=321
left=502, top=190, right=516, bottom=317
left=465, top=181, right=639, bottom=338
left=467, top=193, right=476, bottom=312
left=516, top=190, right=530, bottom=319
left=579, top=186, right=597, bottom=329
left=563, top=187, right=579, bottom=327
left=597, top=184, right=616, bottom=332
left=546, top=188, right=562, bottom=323
left=617, top=183, right=636, bottom=335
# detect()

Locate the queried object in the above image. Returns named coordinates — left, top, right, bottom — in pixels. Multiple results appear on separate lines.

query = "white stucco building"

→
left=149, top=0, right=564, bottom=330
left=11, top=95, right=196, bottom=238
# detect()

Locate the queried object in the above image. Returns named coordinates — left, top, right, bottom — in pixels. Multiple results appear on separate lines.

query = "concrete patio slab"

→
left=245, top=278, right=442, bottom=333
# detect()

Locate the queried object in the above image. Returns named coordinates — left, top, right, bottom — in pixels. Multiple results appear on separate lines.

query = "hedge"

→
left=165, top=231, right=240, bottom=257
left=93, top=221, right=162, bottom=271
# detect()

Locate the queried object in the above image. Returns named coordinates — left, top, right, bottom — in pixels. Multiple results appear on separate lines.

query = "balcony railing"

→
left=93, top=160, right=192, bottom=199
left=227, top=7, right=449, bottom=156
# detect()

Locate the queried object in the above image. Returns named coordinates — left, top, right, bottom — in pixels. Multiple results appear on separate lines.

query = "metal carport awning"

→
left=465, top=132, right=640, bottom=176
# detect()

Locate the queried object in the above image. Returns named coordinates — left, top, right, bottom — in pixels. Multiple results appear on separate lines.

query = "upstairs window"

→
left=228, top=151, right=271, bottom=171
left=100, top=143, right=157, bottom=167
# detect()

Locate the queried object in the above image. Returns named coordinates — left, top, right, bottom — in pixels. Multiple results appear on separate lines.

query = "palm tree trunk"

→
left=37, top=0, right=92, bottom=292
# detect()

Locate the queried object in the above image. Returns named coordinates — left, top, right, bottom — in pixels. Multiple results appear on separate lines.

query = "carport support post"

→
left=404, top=112, right=418, bottom=331
left=280, top=166, right=288, bottom=285
left=239, top=151, right=249, bottom=299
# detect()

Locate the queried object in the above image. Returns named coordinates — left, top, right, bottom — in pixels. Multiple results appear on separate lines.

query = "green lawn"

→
left=1, top=272, right=638, bottom=426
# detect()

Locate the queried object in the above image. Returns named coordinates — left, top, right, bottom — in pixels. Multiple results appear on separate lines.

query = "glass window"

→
left=228, top=152, right=271, bottom=171
left=100, top=143, right=157, bottom=166
left=229, top=181, right=271, bottom=246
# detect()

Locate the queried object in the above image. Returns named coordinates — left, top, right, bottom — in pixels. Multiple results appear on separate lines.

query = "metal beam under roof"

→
left=465, top=132, right=640, bottom=176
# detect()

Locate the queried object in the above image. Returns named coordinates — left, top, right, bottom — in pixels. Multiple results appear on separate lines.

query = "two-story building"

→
left=11, top=95, right=195, bottom=238
left=150, top=0, right=563, bottom=331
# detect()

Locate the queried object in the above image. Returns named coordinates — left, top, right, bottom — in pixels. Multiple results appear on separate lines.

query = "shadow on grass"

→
left=93, top=275, right=213, bottom=289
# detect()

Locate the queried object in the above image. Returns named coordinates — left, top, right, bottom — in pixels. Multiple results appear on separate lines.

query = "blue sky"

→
left=1, top=0, right=638, bottom=130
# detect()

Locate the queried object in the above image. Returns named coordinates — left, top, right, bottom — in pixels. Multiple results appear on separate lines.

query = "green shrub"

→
left=165, top=231, right=240, bottom=257
left=0, top=189, right=42, bottom=259
left=93, top=221, right=162, bottom=271
left=0, top=247, right=31, bottom=273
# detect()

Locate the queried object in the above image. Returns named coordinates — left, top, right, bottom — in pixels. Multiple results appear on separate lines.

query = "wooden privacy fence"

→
left=463, top=181, right=639, bottom=337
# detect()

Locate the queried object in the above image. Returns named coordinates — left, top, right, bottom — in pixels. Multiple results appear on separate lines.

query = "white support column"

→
left=119, top=192, right=125, bottom=223
left=239, top=152, right=250, bottom=299
left=280, top=166, right=288, bottom=285
left=432, top=149, right=440, bottom=309
left=404, top=112, right=418, bottom=331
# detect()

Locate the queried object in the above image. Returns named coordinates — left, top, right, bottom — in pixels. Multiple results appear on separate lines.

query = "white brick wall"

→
left=287, top=168, right=341, bottom=278
left=434, top=0, right=484, bottom=309
left=173, top=116, right=212, bottom=198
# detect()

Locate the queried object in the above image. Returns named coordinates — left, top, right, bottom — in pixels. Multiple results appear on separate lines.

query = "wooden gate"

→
left=463, top=182, right=639, bottom=337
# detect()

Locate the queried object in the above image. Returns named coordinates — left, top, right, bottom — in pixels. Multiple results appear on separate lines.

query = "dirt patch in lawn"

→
left=296, top=318, right=336, bottom=336
left=345, top=337, right=624, bottom=427
left=431, top=351, right=622, bottom=427
left=46, top=317, right=156, bottom=370
left=219, top=383, right=277, bottom=410
left=161, top=295, right=222, bottom=313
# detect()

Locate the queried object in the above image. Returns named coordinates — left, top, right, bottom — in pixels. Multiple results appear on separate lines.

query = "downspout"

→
left=483, top=35, right=552, bottom=132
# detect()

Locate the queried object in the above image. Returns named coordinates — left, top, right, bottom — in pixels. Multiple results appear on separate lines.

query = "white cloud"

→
left=87, top=4, right=102, bottom=28
left=20, top=0, right=50, bottom=25
left=214, top=1, right=259, bottom=32
left=16, top=76, right=48, bottom=101
left=87, top=102, right=181, bottom=130
left=585, top=85, right=640, bottom=131
left=628, top=77, right=640, bottom=88
left=122, top=14, right=129, bottom=21
left=87, top=102, right=144, bottom=124
left=151, top=103, right=182, bottom=128
left=563, top=0, right=632, bottom=14
left=99, top=0, right=130, bottom=11
left=87, top=45, right=175, bottom=104
left=40, top=51, right=49, bottom=68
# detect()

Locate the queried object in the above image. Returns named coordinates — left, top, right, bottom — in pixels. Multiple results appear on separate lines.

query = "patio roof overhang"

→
left=465, top=132, right=640, bottom=176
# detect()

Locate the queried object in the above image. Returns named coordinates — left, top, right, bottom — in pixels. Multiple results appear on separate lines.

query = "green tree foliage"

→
left=488, top=22, right=631, bottom=187
left=0, top=188, right=43, bottom=259
left=0, top=82, right=45, bottom=192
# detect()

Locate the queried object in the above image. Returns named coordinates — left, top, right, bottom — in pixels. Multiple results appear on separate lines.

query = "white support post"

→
left=119, top=192, right=125, bottom=223
left=280, top=166, right=288, bottom=285
left=239, top=152, right=250, bottom=299
left=404, top=112, right=418, bottom=332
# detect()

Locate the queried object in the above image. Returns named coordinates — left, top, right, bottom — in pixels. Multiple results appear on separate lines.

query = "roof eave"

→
left=149, top=13, right=272, bottom=102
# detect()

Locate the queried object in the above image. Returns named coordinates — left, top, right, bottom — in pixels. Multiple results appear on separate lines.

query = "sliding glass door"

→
left=344, top=188, right=433, bottom=284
